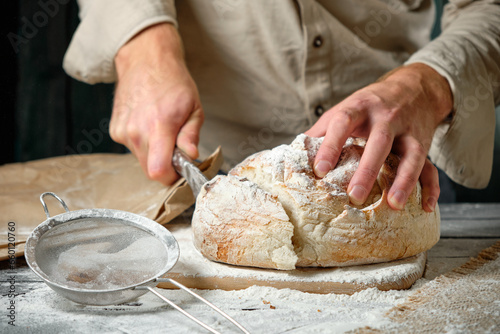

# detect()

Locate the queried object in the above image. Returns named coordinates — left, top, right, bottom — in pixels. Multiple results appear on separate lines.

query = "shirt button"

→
left=313, top=35, right=323, bottom=48
left=314, top=105, right=325, bottom=117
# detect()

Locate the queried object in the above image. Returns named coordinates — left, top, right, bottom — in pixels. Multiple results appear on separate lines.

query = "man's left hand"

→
left=305, top=63, right=453, bottom=212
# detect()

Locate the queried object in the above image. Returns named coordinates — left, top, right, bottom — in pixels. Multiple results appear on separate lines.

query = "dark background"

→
left=1, top=0, right=126, bottom=168
left=1, top=1, right=499, bottom=202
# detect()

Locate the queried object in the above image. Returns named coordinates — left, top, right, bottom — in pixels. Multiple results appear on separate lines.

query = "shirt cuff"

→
left=404, top=6, right=500, bottom=188
left=63, top=0, right=177, bottom=84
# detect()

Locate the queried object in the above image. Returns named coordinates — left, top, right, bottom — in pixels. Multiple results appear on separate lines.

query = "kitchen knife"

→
left=172, top=147, right=209, bottom=198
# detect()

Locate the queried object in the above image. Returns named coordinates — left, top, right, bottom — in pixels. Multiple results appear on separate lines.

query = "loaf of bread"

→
left=192, top=134, right=440, bottom=270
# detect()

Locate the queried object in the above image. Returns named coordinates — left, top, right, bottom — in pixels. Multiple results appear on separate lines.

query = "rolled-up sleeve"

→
left=63, top=0, right=177, bottom=84
left=405, top=0, right=500, bottom=188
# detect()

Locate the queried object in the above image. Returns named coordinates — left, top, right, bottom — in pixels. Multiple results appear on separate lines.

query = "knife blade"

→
left=172, top=147, right=209, bottom=198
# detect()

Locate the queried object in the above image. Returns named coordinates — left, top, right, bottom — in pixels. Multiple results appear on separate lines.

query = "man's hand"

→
left=305, top=63, right=453, bottom=212
left=111, top=23, right=203, bottom=186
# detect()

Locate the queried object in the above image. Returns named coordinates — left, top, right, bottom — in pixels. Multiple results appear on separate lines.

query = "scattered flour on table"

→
left=11, top=219, right=429, bottom=333
left=8, top=268, right=428, bottom=334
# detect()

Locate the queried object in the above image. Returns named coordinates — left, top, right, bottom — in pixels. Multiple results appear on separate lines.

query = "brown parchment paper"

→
left=0, top=148, right=223, bottom=260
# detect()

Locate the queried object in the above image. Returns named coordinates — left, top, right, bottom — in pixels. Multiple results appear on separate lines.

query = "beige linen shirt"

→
left=63, top=0, right=500, bottom=188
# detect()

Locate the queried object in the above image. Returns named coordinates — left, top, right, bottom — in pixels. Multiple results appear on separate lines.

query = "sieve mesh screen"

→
left=35, top=218, right=169, bottom=290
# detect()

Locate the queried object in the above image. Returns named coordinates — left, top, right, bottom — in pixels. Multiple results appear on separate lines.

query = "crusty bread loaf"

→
left=192, top=134, right=440, bottom=270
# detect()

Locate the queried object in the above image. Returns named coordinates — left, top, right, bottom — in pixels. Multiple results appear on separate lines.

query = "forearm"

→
left=381, top=63, right=453, bottom=130
left=115, top=23, right=184, bottom=77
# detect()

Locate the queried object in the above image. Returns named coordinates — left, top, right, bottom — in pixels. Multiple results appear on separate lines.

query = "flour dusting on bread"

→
left=192, top=134, right=440, bottom=270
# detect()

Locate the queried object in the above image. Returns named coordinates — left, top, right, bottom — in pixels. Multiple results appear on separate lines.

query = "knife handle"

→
left=172, top=147, right=193, bottom=177
left=172, top=147, right=208, bottom=198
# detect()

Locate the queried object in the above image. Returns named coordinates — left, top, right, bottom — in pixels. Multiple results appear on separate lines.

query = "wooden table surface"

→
left=1, top=203, right=499, bottom=333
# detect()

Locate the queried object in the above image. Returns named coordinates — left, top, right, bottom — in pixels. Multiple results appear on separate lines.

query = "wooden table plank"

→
left=439, top=203, right=500, bottom=237
left=440, top=203, right=500, bottom=219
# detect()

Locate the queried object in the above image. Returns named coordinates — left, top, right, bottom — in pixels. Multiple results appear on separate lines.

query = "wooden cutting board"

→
left=158, top=224, right=426, bottom=295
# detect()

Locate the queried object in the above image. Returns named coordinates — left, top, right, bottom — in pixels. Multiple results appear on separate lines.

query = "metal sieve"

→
left=25, top=192, right=249, bottom=334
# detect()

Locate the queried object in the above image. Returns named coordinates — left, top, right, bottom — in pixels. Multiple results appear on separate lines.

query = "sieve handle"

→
left=138, top=278, right=250, bottom=334
left=40, top=192, right=70, bottom=218
left=143, top=287, right=222, bottom=334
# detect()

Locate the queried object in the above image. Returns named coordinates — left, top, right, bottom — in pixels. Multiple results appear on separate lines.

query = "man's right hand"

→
left=111, top=23, right=204, bottom=186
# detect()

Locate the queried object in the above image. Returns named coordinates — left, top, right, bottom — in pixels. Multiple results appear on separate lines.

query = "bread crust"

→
left=192, top=135, right=440, bottom=270
left=192, top=175, right=298, bottom=270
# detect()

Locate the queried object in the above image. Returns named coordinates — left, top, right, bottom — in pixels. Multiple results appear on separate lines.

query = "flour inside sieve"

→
left=35, top=218, right=169, bottom=290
